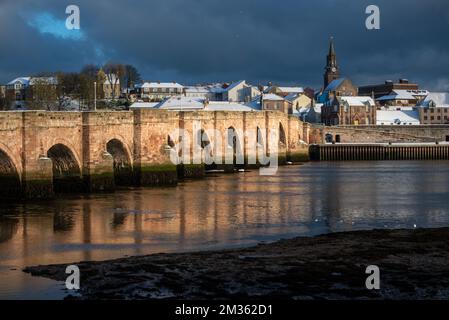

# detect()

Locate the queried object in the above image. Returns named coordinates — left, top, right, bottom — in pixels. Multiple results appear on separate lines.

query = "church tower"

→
left=324, top=36, right=340, bottom=88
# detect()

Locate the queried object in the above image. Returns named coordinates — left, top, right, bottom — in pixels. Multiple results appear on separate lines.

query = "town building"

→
left=321, top=96, right=376, bottom=125
left=6, top=77, right=31, bottom=101
left=358, top=79, right=419, bottom=99
left=222, top=80, right=260, bottom=102
left=265, top=85, right=304, bottom=97
left=294, top=103, right=322, bottom=123
left=375, top=89, right=428, bottom=107
left=184, top=83, right=227, bottom=101
left=136, top=82, right=184, bottom=101
left=101, top=73, right=121, bottom=100
left=417, top=92, right=449, bottom=124
left=261, top=94, right=292, bottom=114
left=285, top=93, right=312, bottom=111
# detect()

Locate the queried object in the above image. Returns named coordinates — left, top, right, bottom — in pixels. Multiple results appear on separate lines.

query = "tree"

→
left=79, top=64, right=100, bottom=109
left=28, top=78, right=57, bottom=110
left=122, top=65, right=142, bottom=89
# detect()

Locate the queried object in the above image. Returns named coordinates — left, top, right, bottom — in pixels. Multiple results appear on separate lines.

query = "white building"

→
left=136, top=82, right=184, bottom=101
left=184, top=83, right=226, bottom=101
left=222, top=80, right=260, bottom=102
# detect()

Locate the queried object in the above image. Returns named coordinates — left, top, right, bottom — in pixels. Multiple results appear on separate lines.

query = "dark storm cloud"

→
left=0, top=0, right=448, bottom=90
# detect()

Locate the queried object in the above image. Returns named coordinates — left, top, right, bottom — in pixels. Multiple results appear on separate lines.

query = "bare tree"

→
left=27, top=78, right=57, bottom=110
left=103, top=63, right=125, bottom=100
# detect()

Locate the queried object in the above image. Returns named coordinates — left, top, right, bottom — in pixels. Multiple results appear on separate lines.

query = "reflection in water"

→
left=0, top=217, right=19, bottom=243
left=1, top=161, right=449, bottom=299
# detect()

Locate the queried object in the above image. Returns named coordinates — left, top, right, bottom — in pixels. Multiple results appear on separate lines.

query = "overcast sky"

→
left=0, top=0, right=448, bottom=90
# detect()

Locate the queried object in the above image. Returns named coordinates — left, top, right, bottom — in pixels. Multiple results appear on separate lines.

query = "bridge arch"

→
left=47, top=143, right=83, bottom=193
left=106, top=138, right=133, bottom=186
left=279, top=122, right=286, bottom=145
left=0, top=148, right=21, bottom=197
left=226, top=126, right=243, bottom=166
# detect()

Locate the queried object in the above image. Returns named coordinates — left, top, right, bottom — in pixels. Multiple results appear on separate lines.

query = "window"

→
left=431, top=116, right=435, bottom=120
left=424, top=116, right=428, bottom=120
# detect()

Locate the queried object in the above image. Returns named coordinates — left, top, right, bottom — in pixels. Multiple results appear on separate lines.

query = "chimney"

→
left=399, top=79, right=409, bottom=84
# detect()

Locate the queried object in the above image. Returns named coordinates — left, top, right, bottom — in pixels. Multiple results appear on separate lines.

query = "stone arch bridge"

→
left=0, top=110, right=308, bottom=199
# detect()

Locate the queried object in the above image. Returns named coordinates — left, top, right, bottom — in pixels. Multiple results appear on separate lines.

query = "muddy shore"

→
left=24, top=228, right=449, bottom=300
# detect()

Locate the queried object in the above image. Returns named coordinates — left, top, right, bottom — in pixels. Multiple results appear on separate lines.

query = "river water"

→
left=1, top=161, right=449, bottom=299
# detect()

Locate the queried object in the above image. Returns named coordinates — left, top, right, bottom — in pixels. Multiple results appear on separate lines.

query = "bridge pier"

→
left=84, top=151, right=115, bottom=193
left=23, top=156, right=54, bottom=199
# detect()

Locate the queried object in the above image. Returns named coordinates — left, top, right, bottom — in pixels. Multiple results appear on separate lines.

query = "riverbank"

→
left=24, top=227, right=449, bottom=300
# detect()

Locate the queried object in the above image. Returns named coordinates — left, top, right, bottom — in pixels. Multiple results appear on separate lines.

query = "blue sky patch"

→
left=27, top=12, right=86, bottom=41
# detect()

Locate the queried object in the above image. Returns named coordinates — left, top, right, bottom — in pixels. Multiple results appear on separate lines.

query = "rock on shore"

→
left=24, top=228, right=449, bottom=300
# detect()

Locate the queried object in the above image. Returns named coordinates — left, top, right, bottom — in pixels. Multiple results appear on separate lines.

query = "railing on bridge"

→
left=309, top=143, right=449, bottom=161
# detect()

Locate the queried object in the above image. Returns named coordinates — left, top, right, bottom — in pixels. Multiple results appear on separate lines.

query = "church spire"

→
left=329, top=36, right=335, bottom=56
left=324, top=36, right=340, bottom=88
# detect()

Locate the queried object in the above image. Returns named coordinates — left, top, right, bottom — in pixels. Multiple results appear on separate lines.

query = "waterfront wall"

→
left=310, top=144, right=449, bottom=161
left=0, top=110, right=308, bottom=199
left=308, top=124, right=449, bottom=144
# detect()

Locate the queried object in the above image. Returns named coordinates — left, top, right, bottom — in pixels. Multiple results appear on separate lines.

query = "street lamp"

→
left=94, top=81, right=97, bottom=111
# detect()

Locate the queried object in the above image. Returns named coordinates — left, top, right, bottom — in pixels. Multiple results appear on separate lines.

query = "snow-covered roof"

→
left=284, top=93, right=300, bottom=102
left=314, top=103, right=323, bottom=113
left=419, top=92, right=449, bottom=108
left=205, top=101, right=257, bottom=112
left=376, top=110, right=420, bottom=125
left=277, top=86, right=304, bottom=94
left=130, top=102, right=160, bottom=109
left=154, top=96, right=261, bottom=112
left=184, top=86, right=210, bottom=93
left=340, top=96, right=375, bottom=106
left=7, top=77, right=31, bottom=86
left=157, top=96, right=204, bottom=110
left=377, top=90, right=417, bottom=101
left=138, top=82, right=184, bottom=89
left=29, top=77, right=58, bottom=86
left=262, top=93, right=285, bottom=101
left=225, top=80, right=247, bottom=92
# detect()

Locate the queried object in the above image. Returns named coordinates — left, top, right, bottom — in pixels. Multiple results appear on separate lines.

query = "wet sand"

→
left=24, top=228, right=449, bottom=300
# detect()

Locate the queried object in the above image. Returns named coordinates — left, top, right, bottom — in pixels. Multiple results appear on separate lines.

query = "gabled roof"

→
left=377, top=90, right=417, bottom=101
left=224, top=80, right=247, bottom=92
left=284, top=93, right=300, bottom=102
left=339, top=96, right=375, bottom=106
left=138, top=82, right=184, bottom=89
left=7, top=77, right=31, bottom=86
left=419, top=92, right=449, bottom=108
